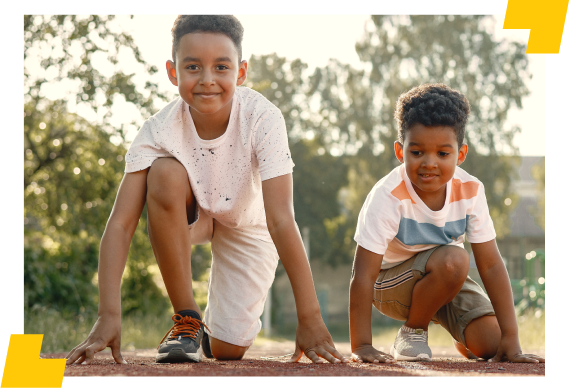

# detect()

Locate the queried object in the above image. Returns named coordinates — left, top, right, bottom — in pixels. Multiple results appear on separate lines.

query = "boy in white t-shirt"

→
left=349, top=84, right=544, bottom=364
left=66, top=15, right=348, bottom=365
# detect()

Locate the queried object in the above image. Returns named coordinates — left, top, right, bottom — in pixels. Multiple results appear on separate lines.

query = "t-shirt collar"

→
left=401, top=165, right=452, bottom=218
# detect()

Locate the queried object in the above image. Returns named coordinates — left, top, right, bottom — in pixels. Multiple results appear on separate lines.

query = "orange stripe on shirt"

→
left=391, top=181, right=416, bottom=204
left=449, top=179, right=479, bottom=203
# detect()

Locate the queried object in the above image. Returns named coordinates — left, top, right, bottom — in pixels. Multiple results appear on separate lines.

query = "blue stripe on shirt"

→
left=395, top=216, right=469, bottom=246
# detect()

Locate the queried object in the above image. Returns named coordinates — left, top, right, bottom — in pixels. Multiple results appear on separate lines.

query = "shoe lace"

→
left=157, top=314, right=210, bottom=349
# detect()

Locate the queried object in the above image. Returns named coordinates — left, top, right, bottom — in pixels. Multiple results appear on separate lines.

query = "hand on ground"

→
left=488, top=336, right=545, bottom=363
left=65, top=314, right=126, bottom=365
left=351, top=344, right=394, bottom=363
left=288, top=319, right=349, bottom=364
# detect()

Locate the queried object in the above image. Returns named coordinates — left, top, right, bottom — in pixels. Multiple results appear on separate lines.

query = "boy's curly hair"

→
left=171, top=15, right=244, bottom=63
left=394, top=83, right=471, bottom=147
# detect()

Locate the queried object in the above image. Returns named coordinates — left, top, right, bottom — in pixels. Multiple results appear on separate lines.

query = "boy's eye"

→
left=438, top=152, right=450, bottom=157
left=186, top=64, right=199, bottom=70
left=216, top=65, right=229, bottom=70
left=410, top=150, right=421, bottom=156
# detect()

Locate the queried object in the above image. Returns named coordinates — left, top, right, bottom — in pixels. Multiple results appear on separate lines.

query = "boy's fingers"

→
left=511, top=354, right=540, bottom=363
left=66, top=346, right=86, bottom=365
left=111, top=344, right=127, bottom=364
left=288, top=347, right=303, bottom=363
left=304, top=349, right=325, bottom=364
left=314, top=348, right=338, bottom=364
left=488, top=352, right=503, bottom=363
left=66, top=341, right=86, bottom=362
left=83, top=340, right=106, bottom=365
left=323, top=344, right=349, bottom=363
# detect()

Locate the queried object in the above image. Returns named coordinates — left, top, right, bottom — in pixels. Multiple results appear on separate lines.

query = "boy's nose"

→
left=199, top=71, right=215, bottom=85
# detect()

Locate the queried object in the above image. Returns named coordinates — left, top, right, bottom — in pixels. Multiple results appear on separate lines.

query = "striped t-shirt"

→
left=354, top=165, right=496, bottom=269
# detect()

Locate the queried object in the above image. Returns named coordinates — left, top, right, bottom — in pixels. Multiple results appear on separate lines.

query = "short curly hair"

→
left=394, top=83, right=471, bottom=147
left=171, top=15, right=244, bottom=63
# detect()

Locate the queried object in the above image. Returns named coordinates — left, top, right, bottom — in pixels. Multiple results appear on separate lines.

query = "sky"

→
left=105, top=14, right=544, bottom=156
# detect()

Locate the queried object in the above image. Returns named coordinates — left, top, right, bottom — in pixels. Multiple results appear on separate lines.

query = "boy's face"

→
left=394, top=124, right=468, bottom=203
left=166, top=32, right=247, bottom=117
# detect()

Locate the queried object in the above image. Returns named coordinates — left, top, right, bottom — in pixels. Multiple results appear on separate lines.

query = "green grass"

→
left=25, top=306, right=174, bottom=353
left=25, top=306, right=545, bottom=353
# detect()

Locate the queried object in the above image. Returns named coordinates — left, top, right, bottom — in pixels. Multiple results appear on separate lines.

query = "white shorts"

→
left=189, top=206, right=279, bottom=347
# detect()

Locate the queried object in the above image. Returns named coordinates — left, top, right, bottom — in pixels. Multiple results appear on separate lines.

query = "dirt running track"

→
left=47, top=341, right=545, bottom=377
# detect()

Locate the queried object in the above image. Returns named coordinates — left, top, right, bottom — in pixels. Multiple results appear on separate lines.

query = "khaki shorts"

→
left=188, top=206, right=279, bottom=348
left=373, top=246, right=495, bottom=347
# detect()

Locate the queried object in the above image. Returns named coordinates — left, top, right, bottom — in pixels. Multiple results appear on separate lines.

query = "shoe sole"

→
left=390, top=345, right=431, bottom=362
left=155, top=347, right=203, bottom=363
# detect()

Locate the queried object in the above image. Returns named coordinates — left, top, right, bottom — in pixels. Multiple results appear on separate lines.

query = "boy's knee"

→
left=464, top=315, right=501, bottom=360
left=209, top=337, right=248, bottom=360
left=147, top=158, right=190, bottom=207
left=430, top=247, right=470, bottom=281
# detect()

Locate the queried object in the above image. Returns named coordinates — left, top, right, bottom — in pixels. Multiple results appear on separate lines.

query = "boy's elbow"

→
left=266, top=212, right=295, bottom=235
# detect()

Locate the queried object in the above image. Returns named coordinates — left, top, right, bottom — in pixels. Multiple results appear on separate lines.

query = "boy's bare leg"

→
left=459, top=315, right=501, bottom=359
left=405, top=246, right=470, bottom=330
left=146, top=158, right=201, bottom=315
left=209, top=337, right=249, bottom=360
left=405, top=246, right=501, bottom=359
left=147, top=158, right=249, bottom=359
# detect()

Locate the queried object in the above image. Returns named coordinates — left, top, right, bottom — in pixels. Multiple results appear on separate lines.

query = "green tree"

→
left=531, top=158, right=545, bottom=230
left=24, top=15, right=170, bottom=316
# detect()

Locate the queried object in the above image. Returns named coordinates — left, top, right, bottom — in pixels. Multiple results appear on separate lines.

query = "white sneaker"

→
left=389, top=325, right=432, bottom=361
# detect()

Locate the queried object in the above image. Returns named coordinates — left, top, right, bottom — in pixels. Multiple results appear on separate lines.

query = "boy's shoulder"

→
left=234, top=86, right=282, bottom=117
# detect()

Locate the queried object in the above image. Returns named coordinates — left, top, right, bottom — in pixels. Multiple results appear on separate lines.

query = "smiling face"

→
left=394, top=123, right=468, bottom=209
left=166, top=32, right=247, bottom=119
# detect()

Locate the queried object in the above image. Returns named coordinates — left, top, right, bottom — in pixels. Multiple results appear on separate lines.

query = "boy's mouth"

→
left=418, top=173, right=437, bottom=181
left=195, top=93, right=220, bottom=99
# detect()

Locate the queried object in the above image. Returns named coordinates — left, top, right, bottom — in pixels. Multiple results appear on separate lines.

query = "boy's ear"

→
left=394, top=141, right=404, bottom=163
left=236, top=60, right=248, bottom=86
left=456, top=144, right=468, bottom=166
left=166, top=60, right=178, bottom=87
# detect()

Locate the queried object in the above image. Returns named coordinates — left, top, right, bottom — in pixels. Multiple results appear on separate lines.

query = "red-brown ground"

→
left=45, top=341, right=545, bottom=377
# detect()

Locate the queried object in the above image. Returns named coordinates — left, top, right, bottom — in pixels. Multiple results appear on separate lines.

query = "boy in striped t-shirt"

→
left=349, top=84, right=544, bottom=364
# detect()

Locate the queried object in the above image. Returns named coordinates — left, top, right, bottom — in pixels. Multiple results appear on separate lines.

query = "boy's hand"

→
left=65, top=314, right=126, bottom=365
left=289, top=318, right=349, bottom=364
left=351, top=344, right=394, bottom=363
left=488, top=335, right=545, bottom=363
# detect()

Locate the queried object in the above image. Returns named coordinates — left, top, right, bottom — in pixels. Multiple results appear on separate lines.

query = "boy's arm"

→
left=66, top=168, right=149, bottom=365
left=349, top=245, right=393, bottom=363
left=471, top=240, right=544, bottom=363
left=262, top=173, right=348, bottom=364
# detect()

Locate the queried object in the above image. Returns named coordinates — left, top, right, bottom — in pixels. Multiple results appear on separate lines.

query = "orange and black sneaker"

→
left=156, top=310, right=209, bottom=363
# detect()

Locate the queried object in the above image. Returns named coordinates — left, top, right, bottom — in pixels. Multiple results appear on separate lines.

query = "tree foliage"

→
left=24, top=15, right=170, bottom=315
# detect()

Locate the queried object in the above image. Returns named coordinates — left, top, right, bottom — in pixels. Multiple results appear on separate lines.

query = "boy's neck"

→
left=411, top=184, right=447, bottom=212
left=190, top=100, right=233, bottom=141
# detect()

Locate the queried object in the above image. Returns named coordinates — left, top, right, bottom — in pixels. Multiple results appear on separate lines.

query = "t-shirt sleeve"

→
left=465, top=182, right=497, bottom=243
left=124, top=118, right=171, bottom=173
left=354, top=186, right=401, bottom=256
left=252, top=107, right=294, bottom=181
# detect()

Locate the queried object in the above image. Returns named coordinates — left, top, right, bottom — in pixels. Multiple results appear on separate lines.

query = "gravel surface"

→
left=42, top=342, right=546, bottom=376
left=41, top=341, right=570, bottom=388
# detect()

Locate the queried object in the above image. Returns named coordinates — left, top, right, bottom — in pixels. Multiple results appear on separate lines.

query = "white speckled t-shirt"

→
left=124, top=87, right=294, bottom=242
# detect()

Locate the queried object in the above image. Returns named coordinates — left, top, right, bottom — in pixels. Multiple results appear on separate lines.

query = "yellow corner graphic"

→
left=504, top=0, right=569, bottom=53
left=2, top=335, right=65, bottom=388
